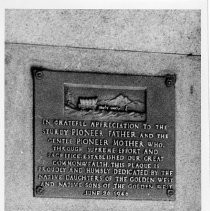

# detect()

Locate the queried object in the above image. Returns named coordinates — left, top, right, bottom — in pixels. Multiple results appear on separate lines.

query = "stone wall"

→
left=5, top=10, right=201, bottom=211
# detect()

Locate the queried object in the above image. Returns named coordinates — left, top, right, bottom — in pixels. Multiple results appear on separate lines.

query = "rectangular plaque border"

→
left=32, top=66, right=176, bottom=201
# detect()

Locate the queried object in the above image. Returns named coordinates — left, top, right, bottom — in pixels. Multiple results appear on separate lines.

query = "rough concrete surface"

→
left=5, top=43, right=200, bottom=211
left=5, top=10, right=200, bottom=55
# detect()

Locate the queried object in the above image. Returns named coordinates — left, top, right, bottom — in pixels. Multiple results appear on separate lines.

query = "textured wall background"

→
left=5, top=10, right=201, bottom=211
left=5, top=10, right=200, bottom=55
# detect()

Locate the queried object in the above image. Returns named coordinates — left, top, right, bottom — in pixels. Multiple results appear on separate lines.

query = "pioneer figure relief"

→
left=64, top=84, right=146, bottom=121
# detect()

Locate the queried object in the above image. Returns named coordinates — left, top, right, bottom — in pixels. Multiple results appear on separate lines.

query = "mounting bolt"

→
left=36, top=185, right=45, bottom=195
left=35, top=70, right=44, bottom=80
left=166, top=188, right=175, bottom=197
left=165, top=74, right=176, bottom=87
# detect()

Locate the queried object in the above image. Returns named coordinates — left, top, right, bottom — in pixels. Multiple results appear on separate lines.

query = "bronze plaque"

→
left=33, top=67, right=175, bottom=200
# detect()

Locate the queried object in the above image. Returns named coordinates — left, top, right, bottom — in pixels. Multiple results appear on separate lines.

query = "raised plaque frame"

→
left=32, top=67, right=176, bottom=200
